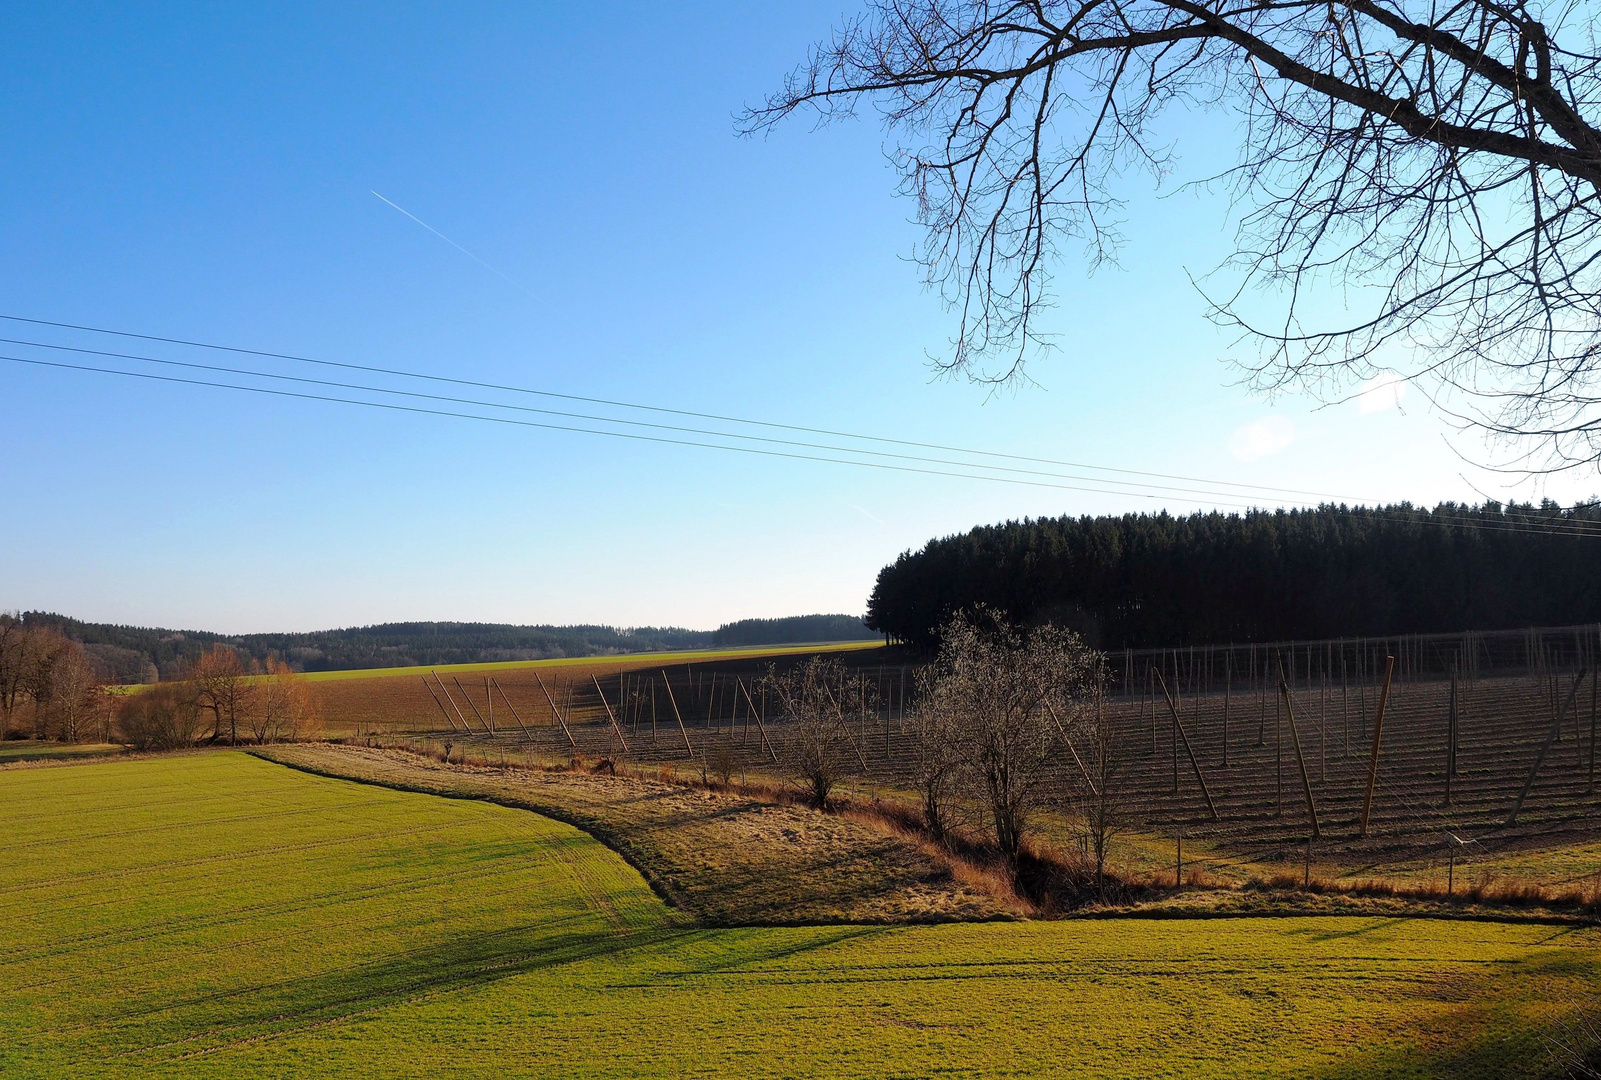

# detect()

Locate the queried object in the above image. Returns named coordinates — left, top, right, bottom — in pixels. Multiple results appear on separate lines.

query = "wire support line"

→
left=0, top=312, right=1358, bottom=502
left=0, top=336, right=1305, bottom=505
left=0, top=353, right=1277, bottom=506
left=15, top=351, right=1601, bottom=538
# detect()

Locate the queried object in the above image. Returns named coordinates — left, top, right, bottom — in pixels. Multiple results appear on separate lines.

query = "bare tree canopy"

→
left=745, top=0, right=1601, bottom=468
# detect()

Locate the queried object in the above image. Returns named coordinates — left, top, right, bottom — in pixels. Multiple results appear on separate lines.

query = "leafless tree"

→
left=188, top=645, right=257, bottom=745
left=919, top=607, right=1103, bottom=869
left=20, top=628, right=74, bottom=739
left=907, top=672, right=969, bottom=841
left=253, top=659, right=321, bottom=743
left=0, top=616, right=32, bottom=740
left=1067, top=692, right=1124, bottom=894
left=766, top=658, right=863, bottom=807
left=747, top=0, right=1601, bottom=469
left=44, top=641, right=99, bottom=744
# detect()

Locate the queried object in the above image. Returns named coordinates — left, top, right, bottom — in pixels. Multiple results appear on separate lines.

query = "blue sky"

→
left=2, top=3, right=1586, bottom=633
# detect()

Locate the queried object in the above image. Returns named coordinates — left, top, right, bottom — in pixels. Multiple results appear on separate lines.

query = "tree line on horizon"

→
left=866, top=502, right=1601, bottom=651
left=12, top=612, right=876, bottom=684
left=0, top=615, right=320, bottom=747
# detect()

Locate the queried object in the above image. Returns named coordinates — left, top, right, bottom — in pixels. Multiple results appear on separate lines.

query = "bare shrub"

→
left=254, top=659, right=321, bottom=743
left=1071, top=693, right=1124, bottom=896
left=766, top=657, right=861, bottom=808
left=117, top=684, right=205, bottom=750
left=705, top=746, right=739, bottom=787
left=919, top=607, right=1103, bottom=870
left=43, top=640, right=99, bottom=743
left=905, top=679, right=966, bottom=843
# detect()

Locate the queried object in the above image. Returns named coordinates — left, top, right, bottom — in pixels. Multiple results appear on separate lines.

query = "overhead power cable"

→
left=0, top=312, right=1358, bottom=502
left=0, top=354, right=1278, bottom=507
left=7, top=314, right=1601, bottom=538
left=0, top=335, right=1301, bottom=505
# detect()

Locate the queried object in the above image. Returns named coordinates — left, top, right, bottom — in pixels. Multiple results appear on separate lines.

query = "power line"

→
left=12, top=350, right=1601, bottom=540
left=7, top=314, right=1600, bottom=538
left=1, top=354, right=1278, bottom=507
left=0, top=312, right=1359, bottom=502
left=0, top=335, right=1306, bottom=505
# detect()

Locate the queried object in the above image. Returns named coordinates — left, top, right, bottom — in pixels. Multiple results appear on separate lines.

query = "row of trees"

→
left=117, top=646, right=320, bottom=750
left=867, top=503, right=1601, bottom=651
left=768, top=611, right=1118, bottom=887
left=0, top=618, right=111, bottom=742
left=0, top=616, right=319, bottom=747
left=20, top=611, right=881, bottom=680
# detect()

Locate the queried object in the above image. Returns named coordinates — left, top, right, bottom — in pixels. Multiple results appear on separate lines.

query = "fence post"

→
left=1359, top=656, right=1396, bottom=838
left=1277, top=653, right=1320, bottom=839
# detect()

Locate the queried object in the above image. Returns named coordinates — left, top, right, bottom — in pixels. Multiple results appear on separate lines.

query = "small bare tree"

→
left=906, top=675, right=967, bottom=842
left=44, top=641, right=99, bottom=744
left=920, top=607, right=1102, bottom=870
left=253, top=659, right=321, bottom=743
left=1069, top=692, right=1124, bottom=896
left=189, top=645, right=257, bottom=745
left=766, top=658, right=862, bottom=808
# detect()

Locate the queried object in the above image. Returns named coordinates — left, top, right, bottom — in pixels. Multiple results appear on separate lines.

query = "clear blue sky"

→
left=2, top=3, right=1586, bottom=633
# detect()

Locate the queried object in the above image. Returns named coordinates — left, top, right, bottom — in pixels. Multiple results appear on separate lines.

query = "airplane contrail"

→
left=370, top=190, right=535, bottom=298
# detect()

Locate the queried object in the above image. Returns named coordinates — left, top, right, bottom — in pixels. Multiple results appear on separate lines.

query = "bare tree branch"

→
left=744, top=0, right=1601, bottom=469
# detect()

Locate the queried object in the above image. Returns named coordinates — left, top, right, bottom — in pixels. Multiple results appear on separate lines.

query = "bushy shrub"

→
left=117, top=685, right=205, bottom=750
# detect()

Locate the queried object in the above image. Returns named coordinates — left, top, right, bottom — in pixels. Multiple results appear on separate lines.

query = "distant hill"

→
left=19, top=611, right=875, bottom=682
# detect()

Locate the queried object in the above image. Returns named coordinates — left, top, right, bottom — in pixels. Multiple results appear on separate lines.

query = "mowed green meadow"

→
left=4, top=754, right=1598, bottom=1078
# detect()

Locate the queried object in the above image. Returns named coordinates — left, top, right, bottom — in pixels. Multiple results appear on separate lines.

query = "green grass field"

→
left=4, top=752, right=1599, bottom=1078
left=0, top=740, right=125, bottom=763
left=291, top=640, right=882, bottom=684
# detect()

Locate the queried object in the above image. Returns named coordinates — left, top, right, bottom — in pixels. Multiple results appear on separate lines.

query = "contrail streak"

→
left=370, top=190, right=535, bottom=297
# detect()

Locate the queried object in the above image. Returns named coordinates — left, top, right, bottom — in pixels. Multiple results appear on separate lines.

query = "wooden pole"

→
left=1507, top=669, right=1589, bottom=827
left=1222, top=650, right=1231, bottom=767
left=737, top=678, right=778, bottom=762
left=1153, top=668, right=1219, bottom=820
left=1445, top=668, right=1457, bottom=806
left=486, top=677, right=494, bottom=731
left=490, top=678, right=533, bottom=737
left=421, top=675, right=462, bottom=732
left=1319, top=671, right=1326, bottom=782
left=1275, top=677, right=1282, bottom=817
left=1359, top=656, right=1396, bottom=838
left=433, top=673, right=476, bottom=734
left=1171, top=656, right=1180, bottom=794
left=1258, top=662, right=1267, bottom=745
left=532, top=671, right=576, bottom=748
left=1276, top=654, right=1321, bottom=840
left=1341, top=645, right=1350, bottom=758
left=452, top=676, right=492, bottom=734
left=591, top=675, right=630, bottom=755
left=1591, top=653, right=1598, bottom=790
left=659, top=669, right=696, bottom=757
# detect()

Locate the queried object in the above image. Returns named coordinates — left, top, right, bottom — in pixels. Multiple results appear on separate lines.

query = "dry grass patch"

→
left=252, top=743, right=1016, bottom=925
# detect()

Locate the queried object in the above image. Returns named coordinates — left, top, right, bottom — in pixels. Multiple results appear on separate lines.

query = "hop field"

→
left=3, top=752, right=1599, bottom=1078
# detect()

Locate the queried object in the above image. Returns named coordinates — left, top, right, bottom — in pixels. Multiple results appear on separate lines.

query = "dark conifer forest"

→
left=866, top=502, right=1601, bottom=649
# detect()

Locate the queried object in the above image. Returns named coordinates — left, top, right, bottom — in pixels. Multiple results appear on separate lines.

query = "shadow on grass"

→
left=1307, top=948, right=1601, bottom=1080
left=105, top=918, right=702, bottom=1064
